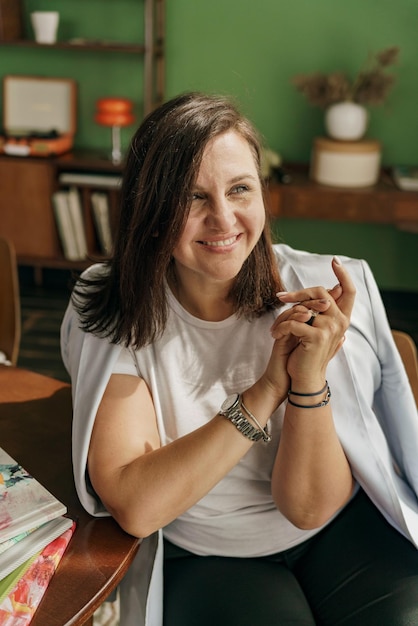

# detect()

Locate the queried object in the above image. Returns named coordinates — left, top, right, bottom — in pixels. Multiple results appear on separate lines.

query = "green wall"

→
left=2, top=0, right=417, bottom=290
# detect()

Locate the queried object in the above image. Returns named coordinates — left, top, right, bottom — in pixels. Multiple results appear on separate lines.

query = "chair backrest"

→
left=0, top=237, right=21, bottom=366
left=392, top=329, right=418, bottom=407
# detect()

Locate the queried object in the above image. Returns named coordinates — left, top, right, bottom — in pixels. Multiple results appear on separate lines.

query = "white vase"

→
left=325, top=102, right=368, bottom=141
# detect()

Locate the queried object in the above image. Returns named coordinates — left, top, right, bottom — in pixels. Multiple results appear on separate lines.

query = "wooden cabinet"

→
left=266, top=166, right=418, bottom=233
left=0, top=152, right=123, bottom=274
left=0, top=158, right=59, bottom=259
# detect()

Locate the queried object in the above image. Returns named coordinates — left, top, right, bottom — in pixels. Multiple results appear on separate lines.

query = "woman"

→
left=61, top=92, right=418, bottom=626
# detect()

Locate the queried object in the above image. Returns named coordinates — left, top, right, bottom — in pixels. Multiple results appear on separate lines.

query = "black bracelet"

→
left=288, top=381, right=328, bottom=397
left=287, top=383, right=331, bottom=409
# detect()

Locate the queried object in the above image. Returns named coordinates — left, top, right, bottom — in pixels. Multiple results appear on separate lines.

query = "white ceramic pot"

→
left=31, top=11, right=59, bottom=44
left=325, top=102, right=368, bottom=141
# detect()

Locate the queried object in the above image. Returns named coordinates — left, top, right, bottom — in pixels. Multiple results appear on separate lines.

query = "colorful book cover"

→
left=0, top=448, right=67, bottom=544
left=0, top=556, right=39, bottom=606
left=0, top=521, right=76, bottom=626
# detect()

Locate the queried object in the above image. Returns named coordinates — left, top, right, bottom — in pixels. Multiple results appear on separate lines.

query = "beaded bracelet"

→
left=287, top=381, right=331, bottom=409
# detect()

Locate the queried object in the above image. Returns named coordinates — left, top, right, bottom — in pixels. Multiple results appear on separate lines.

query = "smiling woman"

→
left=60, top=92, right=418, bottom=626
left=170, top=131, right=266, bottom=320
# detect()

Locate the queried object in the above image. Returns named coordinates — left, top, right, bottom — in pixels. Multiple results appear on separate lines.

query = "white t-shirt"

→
left=113, top=286, right=335, bottom=557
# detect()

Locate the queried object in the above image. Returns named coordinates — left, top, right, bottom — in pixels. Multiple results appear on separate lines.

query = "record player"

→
left=0, top=75, right=77, bottom=157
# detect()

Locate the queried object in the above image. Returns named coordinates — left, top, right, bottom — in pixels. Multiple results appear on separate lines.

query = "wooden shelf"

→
left=266, top=165, right=418, bottom=232
left=56, top=150, right=125, bottom=173
left=0, top=39, right=147, bottom=53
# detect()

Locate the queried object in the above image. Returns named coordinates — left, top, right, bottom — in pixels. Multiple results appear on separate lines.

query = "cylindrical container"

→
left=310, top=137, right=381, bottom=188
left=30, top=11, right=59, bottom=44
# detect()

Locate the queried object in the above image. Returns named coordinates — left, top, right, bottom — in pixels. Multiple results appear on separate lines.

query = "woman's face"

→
left=171, top=130, right=266, bottom=291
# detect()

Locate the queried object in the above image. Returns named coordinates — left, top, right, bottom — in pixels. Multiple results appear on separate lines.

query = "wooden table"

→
left=0, top=366, right=141, bottom=626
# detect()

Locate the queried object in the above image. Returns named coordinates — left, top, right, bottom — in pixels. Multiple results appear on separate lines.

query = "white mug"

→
left=31, top=11, right=59, bottom=44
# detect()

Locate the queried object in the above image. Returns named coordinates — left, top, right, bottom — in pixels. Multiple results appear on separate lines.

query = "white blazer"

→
left=61, top=244, right=418, bottom=626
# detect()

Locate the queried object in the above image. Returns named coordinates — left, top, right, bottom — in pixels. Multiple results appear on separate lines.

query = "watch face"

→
left=221, top=394, right=240, bottom=412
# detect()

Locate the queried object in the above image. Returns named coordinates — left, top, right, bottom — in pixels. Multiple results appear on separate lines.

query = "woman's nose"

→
left=207, top=196, right=236, bottom=230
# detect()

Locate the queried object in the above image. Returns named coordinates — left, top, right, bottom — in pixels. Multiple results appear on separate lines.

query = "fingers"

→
left=270, top=301, right=331, bottom=338
left=330, top=256, right=356, bottom=317
left=276, top=256, right=355, bottom=320
left=328, top=283, right=343, bottom=302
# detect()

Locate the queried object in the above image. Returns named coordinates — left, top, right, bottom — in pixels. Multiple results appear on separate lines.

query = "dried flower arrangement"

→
left=292, top=46, right=400, bottom=109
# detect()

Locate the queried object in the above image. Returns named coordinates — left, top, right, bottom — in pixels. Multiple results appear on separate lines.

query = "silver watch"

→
left=219, top=394, right=264, bottom=442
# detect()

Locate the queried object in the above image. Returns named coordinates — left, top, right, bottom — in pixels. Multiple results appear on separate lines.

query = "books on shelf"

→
left=52, top=188, right=88, bottom=261
left=0, top=521, right=76, bottom=625
left=0, top=447, right=75, bottom=624
left=52, top=190, right=88, bottom=261
left=52, top=187, right=114, bottom=260
left=91, top=191, right=113, bottom=255
left=59, top=171, right=122, bottom=189
left=392, top=165, right=418, bottom=191
left=67, top=186, right=88, bottom=259
left=52, top=190, right=80, bottom=261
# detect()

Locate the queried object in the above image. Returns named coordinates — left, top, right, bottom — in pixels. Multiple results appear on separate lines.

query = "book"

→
left=91, top=191, right=113, bottom=255
left=0, top=555, right=39, bottom=607
left=52, top=191, right=80, bottom=261
left=58, top=171, right=122, bottom=189
left=0, top=447, right=67, bottom=544
left=0, top=516, right=73, bottom=580
left=67, top=186, right=88, bottom=259
left=0, top=521, right=76, bottom=625
left=0, top=528, right=36, bottom=556
left=392, top=165, right=418, bottom=191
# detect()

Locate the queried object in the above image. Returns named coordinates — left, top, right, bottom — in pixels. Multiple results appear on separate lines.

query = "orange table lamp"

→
left=95, top=97, right=135, bottom=164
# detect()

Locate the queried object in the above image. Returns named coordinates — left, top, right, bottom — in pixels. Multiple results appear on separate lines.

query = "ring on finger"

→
left=306, top=309, right=319, bottom=326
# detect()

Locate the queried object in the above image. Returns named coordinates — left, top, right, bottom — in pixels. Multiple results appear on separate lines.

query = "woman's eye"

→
left=191, top=192, right=204, bottom=201
left=231, top=184, right=248, bottom=195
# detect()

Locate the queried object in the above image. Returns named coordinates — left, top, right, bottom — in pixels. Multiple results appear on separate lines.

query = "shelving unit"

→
left=0, top=0, right=165, bottom=115
left=266, top=165, right=418, bottom=233
left=0, top=0, right=165, bottom=282
left=0, top=152, right=123, bottom=282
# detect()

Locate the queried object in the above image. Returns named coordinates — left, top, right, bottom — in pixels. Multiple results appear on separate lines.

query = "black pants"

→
left=163, top=490, right=418, bottom=625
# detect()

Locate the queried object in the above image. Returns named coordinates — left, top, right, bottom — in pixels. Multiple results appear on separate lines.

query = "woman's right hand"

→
left=257, top=298, right=332, bottom=408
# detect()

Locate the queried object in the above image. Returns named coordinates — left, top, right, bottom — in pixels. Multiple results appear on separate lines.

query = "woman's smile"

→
left=197, top=234, right=240, bottom=249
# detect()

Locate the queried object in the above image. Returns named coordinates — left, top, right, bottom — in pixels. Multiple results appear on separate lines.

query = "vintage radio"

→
left=0, top=75, right=77, bottom=157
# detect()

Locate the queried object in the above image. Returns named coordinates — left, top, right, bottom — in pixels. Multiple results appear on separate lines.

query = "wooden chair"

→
left=0, top=237, right=21, bottom=366
left=392, top=329, right=418, bottom=406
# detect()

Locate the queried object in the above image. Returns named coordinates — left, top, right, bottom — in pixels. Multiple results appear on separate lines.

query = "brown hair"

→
left=73, top=92, right=283, bottom=348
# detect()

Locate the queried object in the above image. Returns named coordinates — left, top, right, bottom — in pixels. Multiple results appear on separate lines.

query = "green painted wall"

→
left=2, top=0, right=417, bottom=290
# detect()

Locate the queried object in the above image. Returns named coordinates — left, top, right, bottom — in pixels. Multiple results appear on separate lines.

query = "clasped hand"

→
left=266, top=257, right=356, bottom=396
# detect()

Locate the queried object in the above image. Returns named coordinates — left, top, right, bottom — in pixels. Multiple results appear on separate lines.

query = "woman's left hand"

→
left=270, top=256, right=356, bottom=387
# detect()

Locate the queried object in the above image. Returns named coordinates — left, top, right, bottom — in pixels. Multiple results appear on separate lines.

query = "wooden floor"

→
left=17, top=267, right=418, bottom=383
left=18, top=268, right=73, bottom=382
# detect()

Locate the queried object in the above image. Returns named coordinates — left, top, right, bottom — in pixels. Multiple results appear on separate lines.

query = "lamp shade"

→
left=95, top=98, right=135, bottom=127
